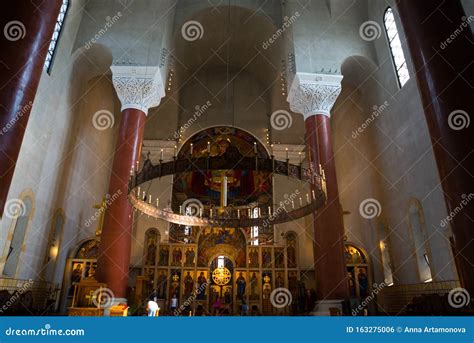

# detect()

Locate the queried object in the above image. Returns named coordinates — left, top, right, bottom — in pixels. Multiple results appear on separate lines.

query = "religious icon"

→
left=276, top=272, right=284, bottom=288
left=249, top=249, right=259, bottom=268
left=236, top=272, right=246, bottom=300
left=71, top=263, right=83, bottom=283
left=287, top=242, right=297, bottom=268
left=159, top=246, right=169, bottom=266
left=146, top=237, right=157, bottom=266
left=275, top=248, right=285, bottom=268
left=185, top=248, right=195, bottom=266
left=172, top=247, right=182, bottom=266
left=224, top=288, right=232, bottom=304
left=196, top=271, right=207, bottom=300
left=357, top=268, right=368, bottom=298
left=170, top=272, right=180, bottom=298
left=249, top=272, right=258, bottom=300
left=157, top=270, right=168, bottom=299
left=184, top=271, right=194, bottom=296
left=236, top=249, right=246, bottom=268
left=262, top=248, right=272, bottom=268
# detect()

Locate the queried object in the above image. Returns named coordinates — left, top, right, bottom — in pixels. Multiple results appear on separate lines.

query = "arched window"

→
left=44, top=0, right=69, bottom=73
left=383, top=7, right=410, bottom=87
left=43, top=210, right=65, bottom=281
left=144, top=228, right=160, bottom=266
left=408, top=199, right=433, bottom=283
left=2, top=196, right=34, bottom=277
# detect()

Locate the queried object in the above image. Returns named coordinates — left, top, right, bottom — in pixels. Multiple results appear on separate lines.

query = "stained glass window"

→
left=44, top=0, right=69, bottom=74
left=383, top=7, right=410, bottom=87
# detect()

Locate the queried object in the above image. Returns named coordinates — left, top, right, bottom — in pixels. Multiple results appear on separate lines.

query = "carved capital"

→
left=110, top=65, right=165, bottom=114
left=287, top=73, right=342, bottom=118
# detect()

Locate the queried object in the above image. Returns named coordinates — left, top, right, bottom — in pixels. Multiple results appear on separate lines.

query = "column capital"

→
left=110, top=65, right=165, bottom=114
left=287, top=73, right=343, bottom=119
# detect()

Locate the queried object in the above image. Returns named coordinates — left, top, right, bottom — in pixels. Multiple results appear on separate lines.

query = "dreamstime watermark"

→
left=0, top=101, right=33, bottom=136
left=173, top=280, right=210, bottom=316
left=0, top=279, right=33, bottom=314
left=440, top=193, right=474, bottom=228
left=351, top=281, right=387, bottom=316
left=359, top=21, right=381, bottom=41
left=352, top=101, right=389, bottom=139
left=447, top=287, right=471, bottom=309
left=4, top=198, right=26, bottom=219
left=262, top=190, right=300, bottom=228
left=182, top=198, right=204, bottom=216
left=5, top=324, right=85, bottom=337
left=440, top=16, right=474, bottom=50
left=92, top=110, right=115, bottom=130
left=84, top=190, right=122, bottom=228
left=181, top=20, right=204, bottom=41
left=84, top=12, right=123, bottom=49
left=4, top=21, right=26, bottom=41
left=262, top=12, right=300, bottom=49
left=92, top=287, right=115, bottom=308
left=173, top=101, right=212, bottom=140
left=448, top=110, right=470, bottom=130
left=359, top=198, right=381, bottom=219
left=270, top=110, right=293, bottom=131
left=270, top=287, right=292, bottom=308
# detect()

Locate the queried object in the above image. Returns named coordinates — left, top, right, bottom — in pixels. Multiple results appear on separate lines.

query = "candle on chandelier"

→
left=254, top=142, right=257, bottom=154
left=179, top=206, right=183, bottom=214
left=312, top=190, right=315, bottom=200
left=143, top=191, right=146, bottom=201
left=149, top=196, right=152, bottom=204
left=190, top=143, right=193, bottom=156
left=306, top=194, right=310, bottom=204
left=237, top=209, right=240, bottom=218
left=138, top=187, right=141, bottom=196
left=207, top=141, right=211, bottom=154
left=299, top=197, right=303, bottom=206
left=270, top=144, right=274, bottom=156
left=258, top=207, right=261, bottom=217
left=156, top=198, right=159, bottom=207
left=286, top=147, right=289, bottom=160
left=174, top=145, right=177, bottom=158
left=210, top=208, right=213, bottom=217
left=199, top=208, right=203, bottom=217
left=299, top=152, right=302, bottom=164
left=268, top=206, right=271, bottom=215
left=291, top=200, right=294, bottom=209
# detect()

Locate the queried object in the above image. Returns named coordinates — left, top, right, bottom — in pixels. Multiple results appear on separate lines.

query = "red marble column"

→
left=397, top=0, right=474, bottom=293
left=0, top=0, right=62, bottom=215
left=96, top=109, right=146, bottom=299
left=306, top=114, right=349, bottom=301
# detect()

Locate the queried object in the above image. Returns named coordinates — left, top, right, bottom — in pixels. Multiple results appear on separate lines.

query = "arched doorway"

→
left=209, top=255, right=233, bottom=315
left=345, top=243, right=372, bottom=315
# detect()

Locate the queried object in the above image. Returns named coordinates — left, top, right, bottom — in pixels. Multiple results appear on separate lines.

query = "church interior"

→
left=0, top=0, right=473, bottom=317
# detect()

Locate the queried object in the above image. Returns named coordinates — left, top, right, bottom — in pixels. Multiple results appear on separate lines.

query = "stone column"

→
left=0, top=0, right=62, bottom=215
left=288, top=73, right=349, bottom=314
left=96, top=66, right=164, bottom=302
left=396, top=1, right=474, bottom=293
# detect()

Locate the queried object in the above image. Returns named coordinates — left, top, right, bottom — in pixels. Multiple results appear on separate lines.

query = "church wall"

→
left=72, top=0, right=176, bottom=73
left=285, top=0, right=376, bottom=74
left=330, top=0, right=456, bottom=288
left=0, top=0, right=91, bottom=282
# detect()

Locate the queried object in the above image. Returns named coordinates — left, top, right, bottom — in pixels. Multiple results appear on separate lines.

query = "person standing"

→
left=170, top=294, right=178, bottom=314
left=147, top=299, right=159, bottom=317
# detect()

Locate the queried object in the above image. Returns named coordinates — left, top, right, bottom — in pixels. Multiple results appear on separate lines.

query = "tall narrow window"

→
left=383, top=7, right=410, bottom=87
left=44, top=0, right=69, bottom=73
left=408, top=199, right=433, bottom=283
left=3, top=196, right=34, bottom=277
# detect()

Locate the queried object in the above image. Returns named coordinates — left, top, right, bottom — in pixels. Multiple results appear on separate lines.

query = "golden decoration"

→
left=212, top=267, right=231, bottom=286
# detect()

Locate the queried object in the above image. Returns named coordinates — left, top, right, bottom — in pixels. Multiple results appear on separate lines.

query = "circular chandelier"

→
left=128, top=154, right=327, bottom=228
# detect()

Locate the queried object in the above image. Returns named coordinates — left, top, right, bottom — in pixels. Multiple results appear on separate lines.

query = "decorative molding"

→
left=110, top=66, right=165, bottom=114
left=287, top=72, right=343, bottom=118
